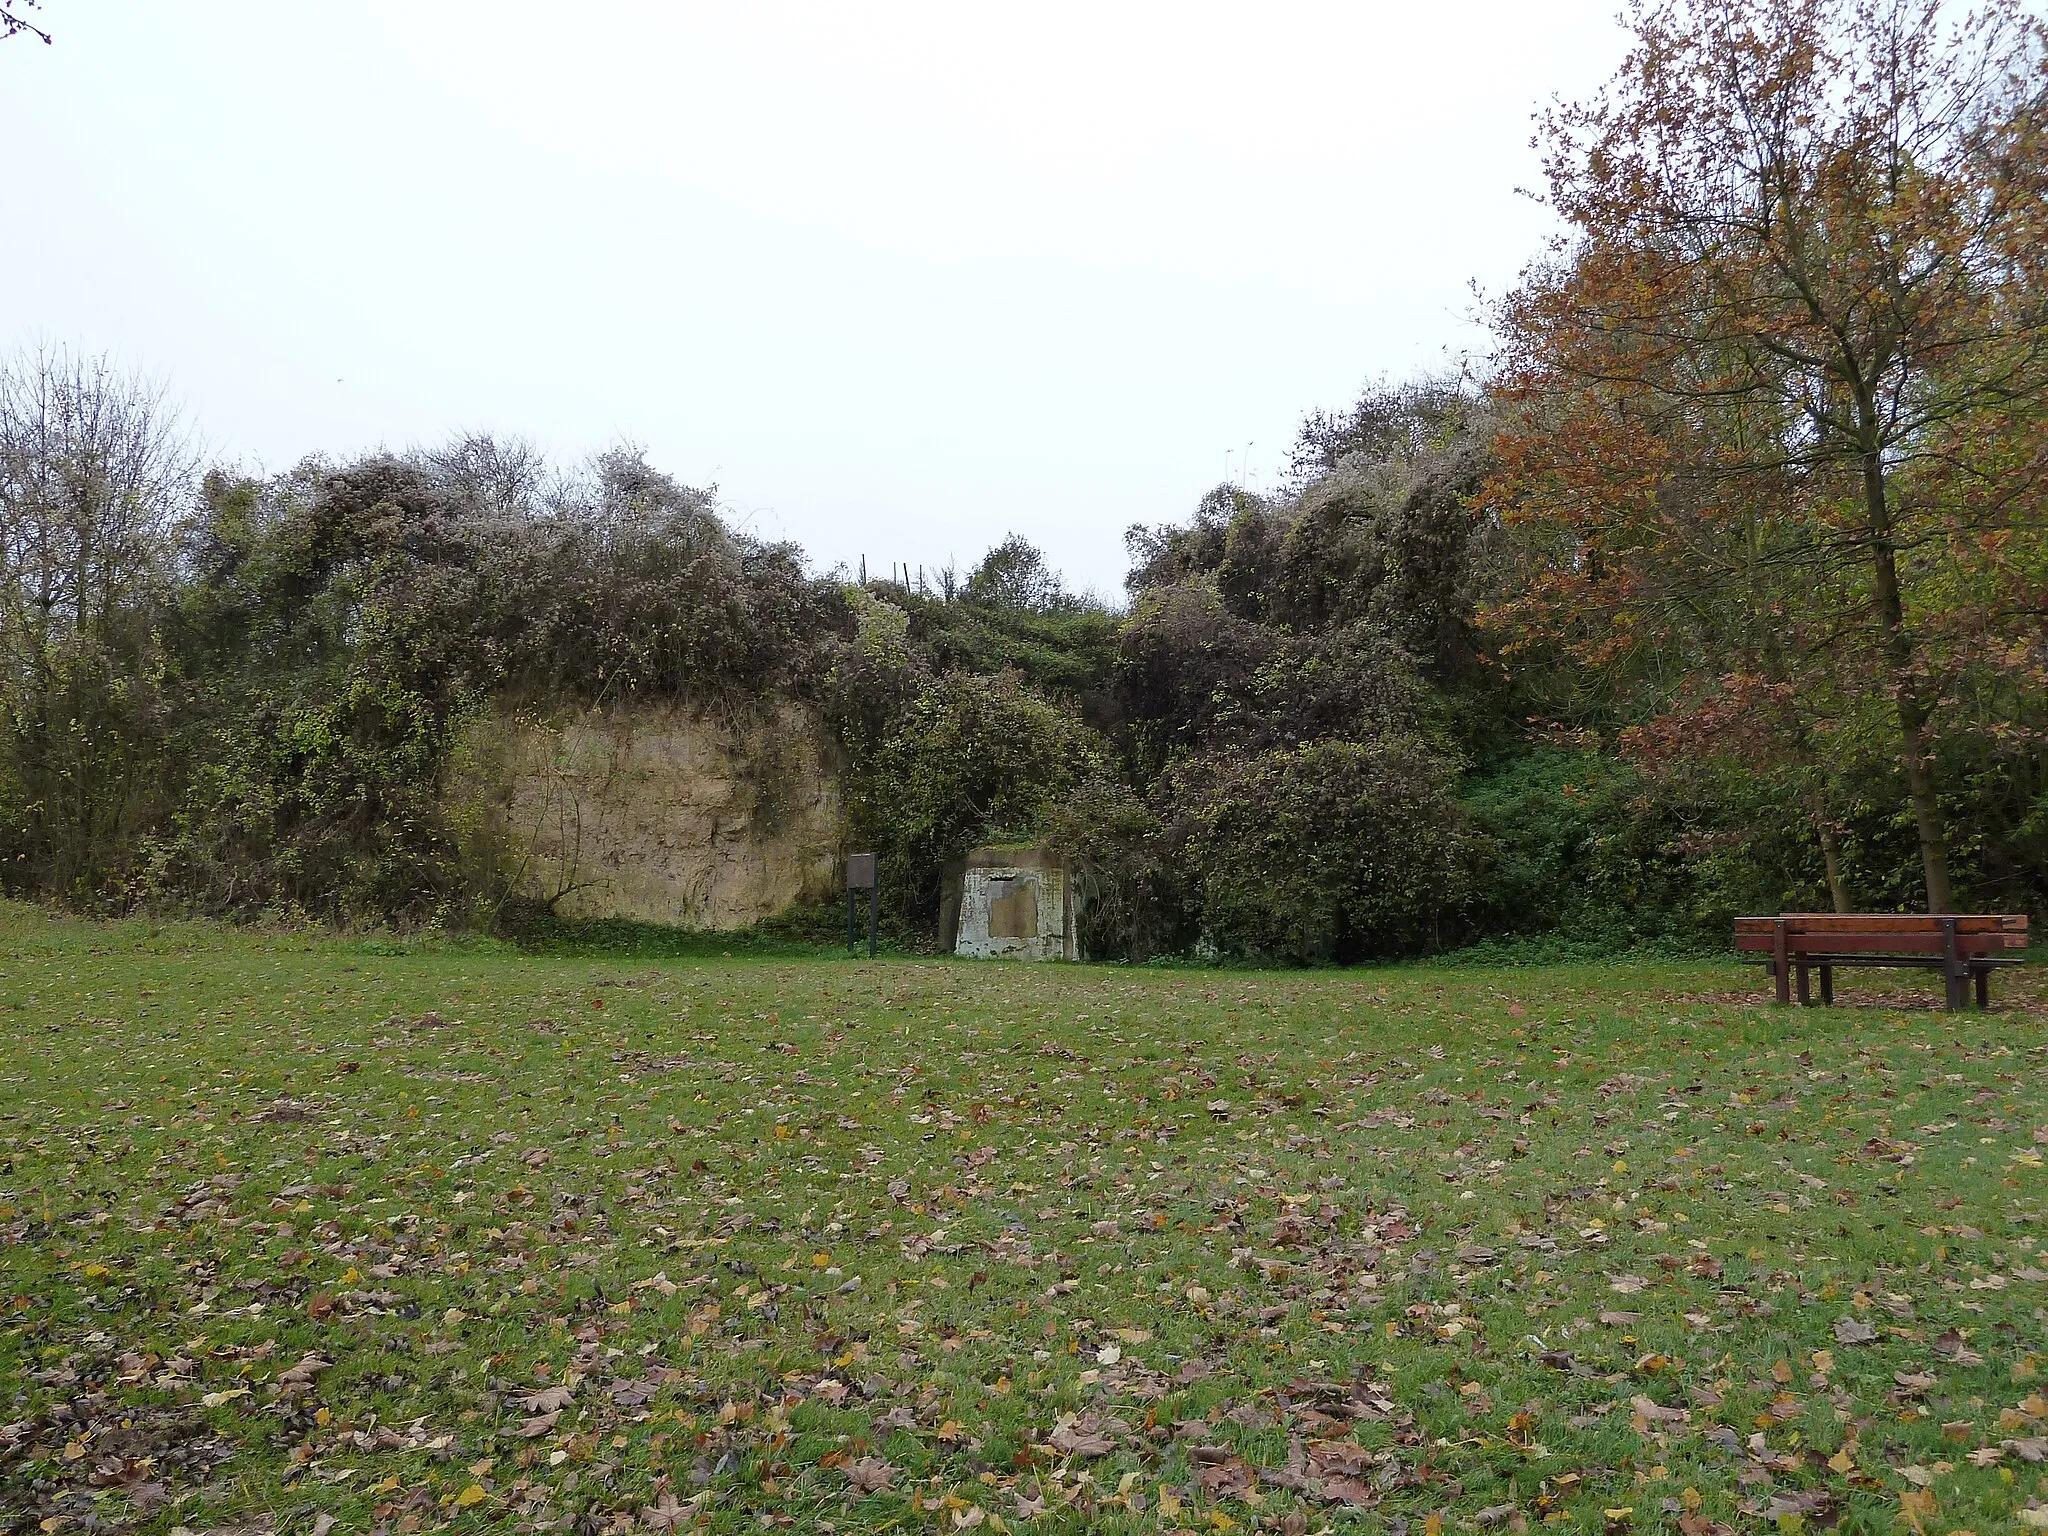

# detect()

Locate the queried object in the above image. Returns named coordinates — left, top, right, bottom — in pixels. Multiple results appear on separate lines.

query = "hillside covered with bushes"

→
left=4, top=363, right=2040, bottom=959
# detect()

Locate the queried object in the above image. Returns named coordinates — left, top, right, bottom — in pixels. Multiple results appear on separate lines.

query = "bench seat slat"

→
left=1733, top=933, right=2019, bottom=956
left=1740, top=954, right=2023, bottom=970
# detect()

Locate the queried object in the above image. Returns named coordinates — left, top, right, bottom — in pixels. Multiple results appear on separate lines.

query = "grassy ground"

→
left=1, top=903, right=2044, bottom=1536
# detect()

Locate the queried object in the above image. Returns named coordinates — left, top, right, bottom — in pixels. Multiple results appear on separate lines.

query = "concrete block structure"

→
left=938, top=845, right=1077, bottom=960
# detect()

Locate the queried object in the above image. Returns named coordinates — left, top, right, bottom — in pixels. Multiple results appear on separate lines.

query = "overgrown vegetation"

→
left=3, top=0, right=2045, bottom=955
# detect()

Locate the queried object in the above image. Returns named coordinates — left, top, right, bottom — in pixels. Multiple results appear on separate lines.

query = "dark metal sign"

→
left=845, top=852, right=878, bottom=958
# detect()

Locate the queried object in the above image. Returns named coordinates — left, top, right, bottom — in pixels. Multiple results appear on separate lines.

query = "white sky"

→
left=0, top=1, right=1626, bottom=594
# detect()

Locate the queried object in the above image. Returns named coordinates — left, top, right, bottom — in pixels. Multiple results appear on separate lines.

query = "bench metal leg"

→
left=1773, top=921, right=1790, bottom=1004
left=1820, top=965, right=1833, bottom=1006
left=1796, top=961, right=1812, bottom=1006
left=1976, top=964, right=1989, bottom=1009
left=1941, top=917, right=1962, bottom=1011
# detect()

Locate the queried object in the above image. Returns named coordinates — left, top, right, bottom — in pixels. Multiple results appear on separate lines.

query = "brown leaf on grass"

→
left=515, top=1411, right=561, bottom=1437
left=1932, top=1330, right=1984, bottom=1367
left=842, top=1456, right=896, bottom=1494
left=1677, top=1515, right=1734, bottom=1536
left=1894, top=1371, right=1938, bottom=1395
left=275, top=1353, right=331, bottom=1388
left=1632, top=1395, right=1689, bottom=1425
left=1832, top=1317, right=1879, bottom=1345
left=1306, top=1441, right=1374, bottom=1478
left=129, top=1483, right=169, bottom=1514
left=1475, top=1505, right=1518, bottom=1527
left=518, top=1384, right=576, bottom=1413
left=1761, top=1490, right=1833, bottom=1520
left=1598, top=1310, right=1640, bottom=1326
left=1049, top=1414, right=1117, bottom=1457
left=1322, top=1475, right=1379, bottom=1507
left=1607, top=1274, right=1647, bottom=1294
left=2006, top=1437, right=2048, bottom=1463
left=1897, top=1485, right=1937, bottom=1533
left=1195, top=1455, right=1257, bottom=1495
left=640, top=1492, right=689, bottom=1530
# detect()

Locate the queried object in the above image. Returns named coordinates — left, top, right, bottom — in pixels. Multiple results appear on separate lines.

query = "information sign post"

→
left=845, top=852, right=878, bottom=959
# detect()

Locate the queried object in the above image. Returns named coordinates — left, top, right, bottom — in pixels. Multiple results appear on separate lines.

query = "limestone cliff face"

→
left=465, top=699, right=842, bottom=929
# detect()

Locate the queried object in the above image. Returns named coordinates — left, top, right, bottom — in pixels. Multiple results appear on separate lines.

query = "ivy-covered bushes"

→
left=858, top=668, right=1110, bottom=931
left=7, top=346, right=2040, bottom=953
left=1172, top=736, right=1485, bottom=963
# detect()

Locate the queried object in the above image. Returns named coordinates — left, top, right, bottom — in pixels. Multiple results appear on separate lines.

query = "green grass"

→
left=2, top=900, right=2044, bottom=1535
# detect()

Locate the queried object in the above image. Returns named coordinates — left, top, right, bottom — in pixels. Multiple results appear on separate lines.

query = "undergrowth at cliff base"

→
left=2, top=903, right=2045, bottom=1535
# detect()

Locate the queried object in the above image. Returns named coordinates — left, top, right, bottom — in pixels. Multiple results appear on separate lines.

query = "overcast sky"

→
left=1, top=2, right=1628, bottom=593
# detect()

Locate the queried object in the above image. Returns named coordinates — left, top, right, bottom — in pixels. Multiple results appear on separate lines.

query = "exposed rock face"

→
left=471, top=699, right=841, bottom=929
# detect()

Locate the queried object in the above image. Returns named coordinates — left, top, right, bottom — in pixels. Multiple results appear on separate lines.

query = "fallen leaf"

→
left=843, top=1456, right=896, bottom=1495
left=1049, top=1414, right=1117, bottom=1457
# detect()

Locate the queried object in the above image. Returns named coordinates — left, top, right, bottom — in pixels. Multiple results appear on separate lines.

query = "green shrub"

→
left=1458, top=747, right=1708, bottom=944
left=1174, top=735, right=1484, bottom=963
left=855, top=669, right=1112, bottom=935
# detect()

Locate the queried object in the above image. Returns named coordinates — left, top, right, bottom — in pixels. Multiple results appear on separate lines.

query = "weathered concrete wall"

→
left=467, top=699, right=842, bottom=929
left=940, top=845, right=1076, bottom=960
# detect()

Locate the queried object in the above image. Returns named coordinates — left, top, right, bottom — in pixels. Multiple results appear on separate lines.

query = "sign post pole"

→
left=845, top=853, right=877, bottom=959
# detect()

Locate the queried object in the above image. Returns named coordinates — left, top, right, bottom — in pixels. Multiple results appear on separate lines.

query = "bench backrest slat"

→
left=1733, top=912, right=2028, bottom=957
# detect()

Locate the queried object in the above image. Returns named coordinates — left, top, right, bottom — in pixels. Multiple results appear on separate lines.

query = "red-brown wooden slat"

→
left=1734, top=914, right=2024, bottom=933
left=1733, top=932, right=2016, bottom=956
left=1731, top=929, right=2022, bottom=947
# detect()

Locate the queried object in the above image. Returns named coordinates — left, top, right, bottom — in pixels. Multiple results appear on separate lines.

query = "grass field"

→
left=2, top=903, right=2045, bottom=1536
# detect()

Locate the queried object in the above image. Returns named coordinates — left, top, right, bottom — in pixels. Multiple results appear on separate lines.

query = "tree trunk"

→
left=1860, top=445, right=1953, bottom=913
left=1807, top=792, right=1851, bottom=912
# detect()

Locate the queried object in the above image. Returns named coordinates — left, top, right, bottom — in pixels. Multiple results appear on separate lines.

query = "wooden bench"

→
left=1734, top=913, right=2028, bottom=1010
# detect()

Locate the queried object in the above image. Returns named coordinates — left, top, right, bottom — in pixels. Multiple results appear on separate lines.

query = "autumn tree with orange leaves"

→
left=1488, top=0, right=2048, bottom=913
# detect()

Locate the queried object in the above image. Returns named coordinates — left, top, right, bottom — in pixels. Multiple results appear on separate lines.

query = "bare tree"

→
left=2, top=2, right=50, bottom=44
left=0, top=346, right=194, bottom=893
left=0, top=347, right=191, bottom=666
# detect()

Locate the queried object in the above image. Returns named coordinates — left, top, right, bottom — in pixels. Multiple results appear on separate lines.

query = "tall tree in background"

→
left=1490, top=0, right=2048, bottom=912
left=0, top=348, right=191, bottom=893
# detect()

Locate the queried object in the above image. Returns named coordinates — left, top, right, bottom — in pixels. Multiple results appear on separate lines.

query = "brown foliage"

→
left=1486, top=0, right=2048, bottom=910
